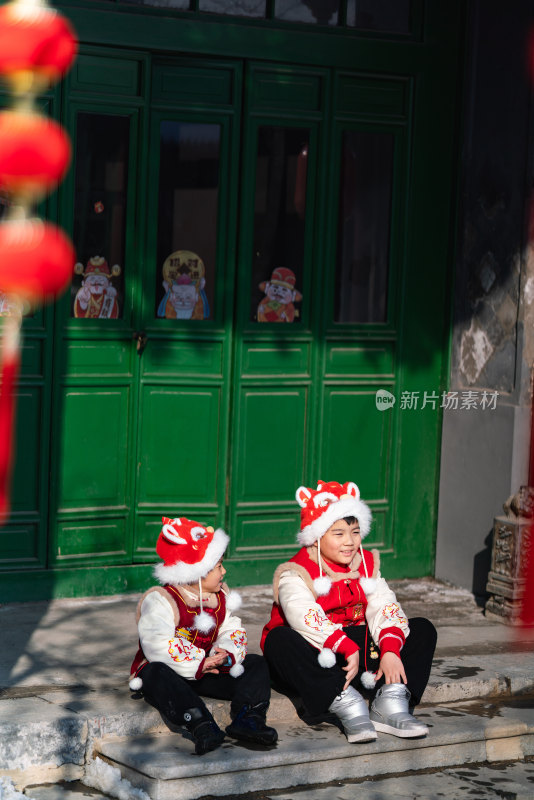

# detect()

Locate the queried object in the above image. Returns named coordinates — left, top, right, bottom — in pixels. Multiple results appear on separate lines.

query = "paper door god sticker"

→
left=157, top=250, right=210, bottom=320
left=257, top=267, right=302, bottom=323
left=73, top=256, right=121, bottom=318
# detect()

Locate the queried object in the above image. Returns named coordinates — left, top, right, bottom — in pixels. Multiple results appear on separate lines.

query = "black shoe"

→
left=183, top=707, right=226, bottom=755
left=225, top=702, right=278, bottom=746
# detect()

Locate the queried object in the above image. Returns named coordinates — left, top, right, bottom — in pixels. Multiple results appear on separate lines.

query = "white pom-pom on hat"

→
left=313, top=575, right=332, bottom=596
left=317, top=648, right=336, bottom=668
left=359, top=577, right=377, bottom=595
left=194, top=611, right=215, bottom=633
left=361, top=671, right=377, bottom=690
left=226, top=590, right=242, bottom=612
left=230, top=663, right=245, bottom=678
left=129, top=676, right=143, bottom=691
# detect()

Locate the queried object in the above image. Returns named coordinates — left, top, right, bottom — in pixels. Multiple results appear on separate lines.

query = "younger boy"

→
left=130, top=517, right=278, bottom=754
left=261, top=481, right=436, bottom=743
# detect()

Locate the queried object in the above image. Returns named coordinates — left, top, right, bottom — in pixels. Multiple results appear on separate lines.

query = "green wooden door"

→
left=48, top=56, right=242, bottom=585
left=0, top=6, right=461, bottom=597
left=229, top=65, right=420, bottom=579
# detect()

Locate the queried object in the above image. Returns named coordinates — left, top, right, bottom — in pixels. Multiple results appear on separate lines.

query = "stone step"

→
left=96, top=698, right=534, bottom=800
left=3, top=651, right=534, bottom=791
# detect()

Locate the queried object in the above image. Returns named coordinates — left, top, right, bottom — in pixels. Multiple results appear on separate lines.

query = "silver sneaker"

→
left=370, top=684, right=428, bottom=738
left=328, top=686, right=377, bottom=743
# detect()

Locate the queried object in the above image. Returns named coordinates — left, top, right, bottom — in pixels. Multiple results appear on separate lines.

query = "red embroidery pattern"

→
left=168, top=637, right=198, bottom=663
left=304, top=608, right=324, bottom=631
left=230, top=629, right=247, bottom=659
left=382, top=603, right=407, bottom=626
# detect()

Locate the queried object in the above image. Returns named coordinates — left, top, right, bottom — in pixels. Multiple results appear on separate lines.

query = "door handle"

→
left=133, top=331, right=147, bottom=355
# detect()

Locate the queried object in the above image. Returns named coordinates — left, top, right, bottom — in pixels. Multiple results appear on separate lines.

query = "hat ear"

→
left=344, top=482, right=360, bottom=500
left=296, top=486, right=312, bottom=507
left=161, top=519, right=187, bottom=545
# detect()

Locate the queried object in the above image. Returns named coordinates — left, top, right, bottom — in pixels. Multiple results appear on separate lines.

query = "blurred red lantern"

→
left=0, top=218, right=74, bottom=303
left=0, top=111, right=71, bottom=196
left=0, top=0, right=77, bottom=522
left=0, top=2, right=77, bottom=89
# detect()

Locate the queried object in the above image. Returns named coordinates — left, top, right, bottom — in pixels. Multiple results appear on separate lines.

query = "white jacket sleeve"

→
left=213, top=609, right=247, bottom=665
left=364, top=573, right=410, bottom=647
left=278, top=569, right=342, bottom=650
left=138, top=590, right=205, bottom=680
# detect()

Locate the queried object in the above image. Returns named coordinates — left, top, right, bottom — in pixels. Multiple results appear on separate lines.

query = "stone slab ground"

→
left=93, top=698, right=534, bottom=800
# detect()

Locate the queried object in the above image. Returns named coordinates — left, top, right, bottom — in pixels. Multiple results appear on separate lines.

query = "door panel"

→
left=321, top=388, right=392, bottom=504
left=132, top=60, right=243, bottom=557
left=229, top=64, right=325, bottom=567
left=55, top=519, right=128, bottom=563
left=324, top=344, right=395, bottom=378
left=236, top=388, right=308, bottom=502
left=241, top=343, right=311, bottom=377
left=315, top=72, right=410, bottom=567
left=56, top=388, right=130, bottom=509
left=49, top=68, right=143, bottom=567
left=136, top=387, right=222, bottom=507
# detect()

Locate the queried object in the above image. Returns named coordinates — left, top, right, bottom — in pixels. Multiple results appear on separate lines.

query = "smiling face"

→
left=266, top=283, right=293, bottom=304
left=317, top=517, right=361, bottom=567
left=170, top=282, right=198, bottom=310
left=85, top=274, right=110, bottom=295
left=200, top=559, right=226, bottom=593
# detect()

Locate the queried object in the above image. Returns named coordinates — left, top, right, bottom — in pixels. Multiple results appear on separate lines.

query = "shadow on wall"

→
left=472, top=527, right=493, bottom=607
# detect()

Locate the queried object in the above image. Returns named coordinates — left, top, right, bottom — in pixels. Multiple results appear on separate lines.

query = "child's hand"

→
left=342, top=651, right=359, bottom=690
left=202, top=648, right=228, bottom=674
left=376, top=652, right=407, bottom=685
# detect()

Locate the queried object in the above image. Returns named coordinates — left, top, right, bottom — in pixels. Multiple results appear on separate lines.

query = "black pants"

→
left=264, top=617, right=437, bottom=717
left=140, top=654, right=271, bottom=726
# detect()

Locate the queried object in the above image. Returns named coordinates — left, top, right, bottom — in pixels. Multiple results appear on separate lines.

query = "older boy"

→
left=261, top=481, right=436, bottom=743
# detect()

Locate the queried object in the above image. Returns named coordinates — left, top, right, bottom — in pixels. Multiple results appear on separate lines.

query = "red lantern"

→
left=0, top=2, right=77, bottom=88
left=0, top=111, right=71, bottom=196
left=0, top=219, right=75, bottom=303
left=0, top=219, right=74, bottom=520
left=0, top=0, right=77, bottom=522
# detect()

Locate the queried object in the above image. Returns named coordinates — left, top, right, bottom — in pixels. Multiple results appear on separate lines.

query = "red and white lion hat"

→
left=154, top=517, right=241, bottom=635
left=295, top=480, right=375, bottom=600
left=154, top=517, right=229, bottom=586
left=296, top=480, right=372, bottom=546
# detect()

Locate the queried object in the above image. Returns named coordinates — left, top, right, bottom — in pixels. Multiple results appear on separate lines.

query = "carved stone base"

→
left=484, top=514, right=532, bottom=625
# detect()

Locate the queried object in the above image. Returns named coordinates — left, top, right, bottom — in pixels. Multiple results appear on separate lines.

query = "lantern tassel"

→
left=0, top=306, right=22, bottom=523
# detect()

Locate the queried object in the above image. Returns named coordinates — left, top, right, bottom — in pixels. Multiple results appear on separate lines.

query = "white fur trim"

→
left=313, top=576, right=332, bottom=596
left=317, top=648, right=336, bottom=668
left=153, top=528, right=229, bottom=585
left=361, top=671, right=377, bottom=689
left=297, top=498, right=372, bottom=545
left=129, top=676, right=143, bottom=691
left=194, top=610, right=215, bottom=633
left=226, top=590, right=242, bottom=612
left=359, top=577, right=377, bottom=595
left=229, top=663, right=245, bottom=678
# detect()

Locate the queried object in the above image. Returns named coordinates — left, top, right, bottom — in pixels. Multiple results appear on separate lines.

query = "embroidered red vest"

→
left=260, top=546, right=374, bottom=651
left=130, top=585, right=227, bottom=681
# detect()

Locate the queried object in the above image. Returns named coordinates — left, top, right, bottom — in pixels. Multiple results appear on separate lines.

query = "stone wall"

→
left=435, top=0, right=534, bottom=598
